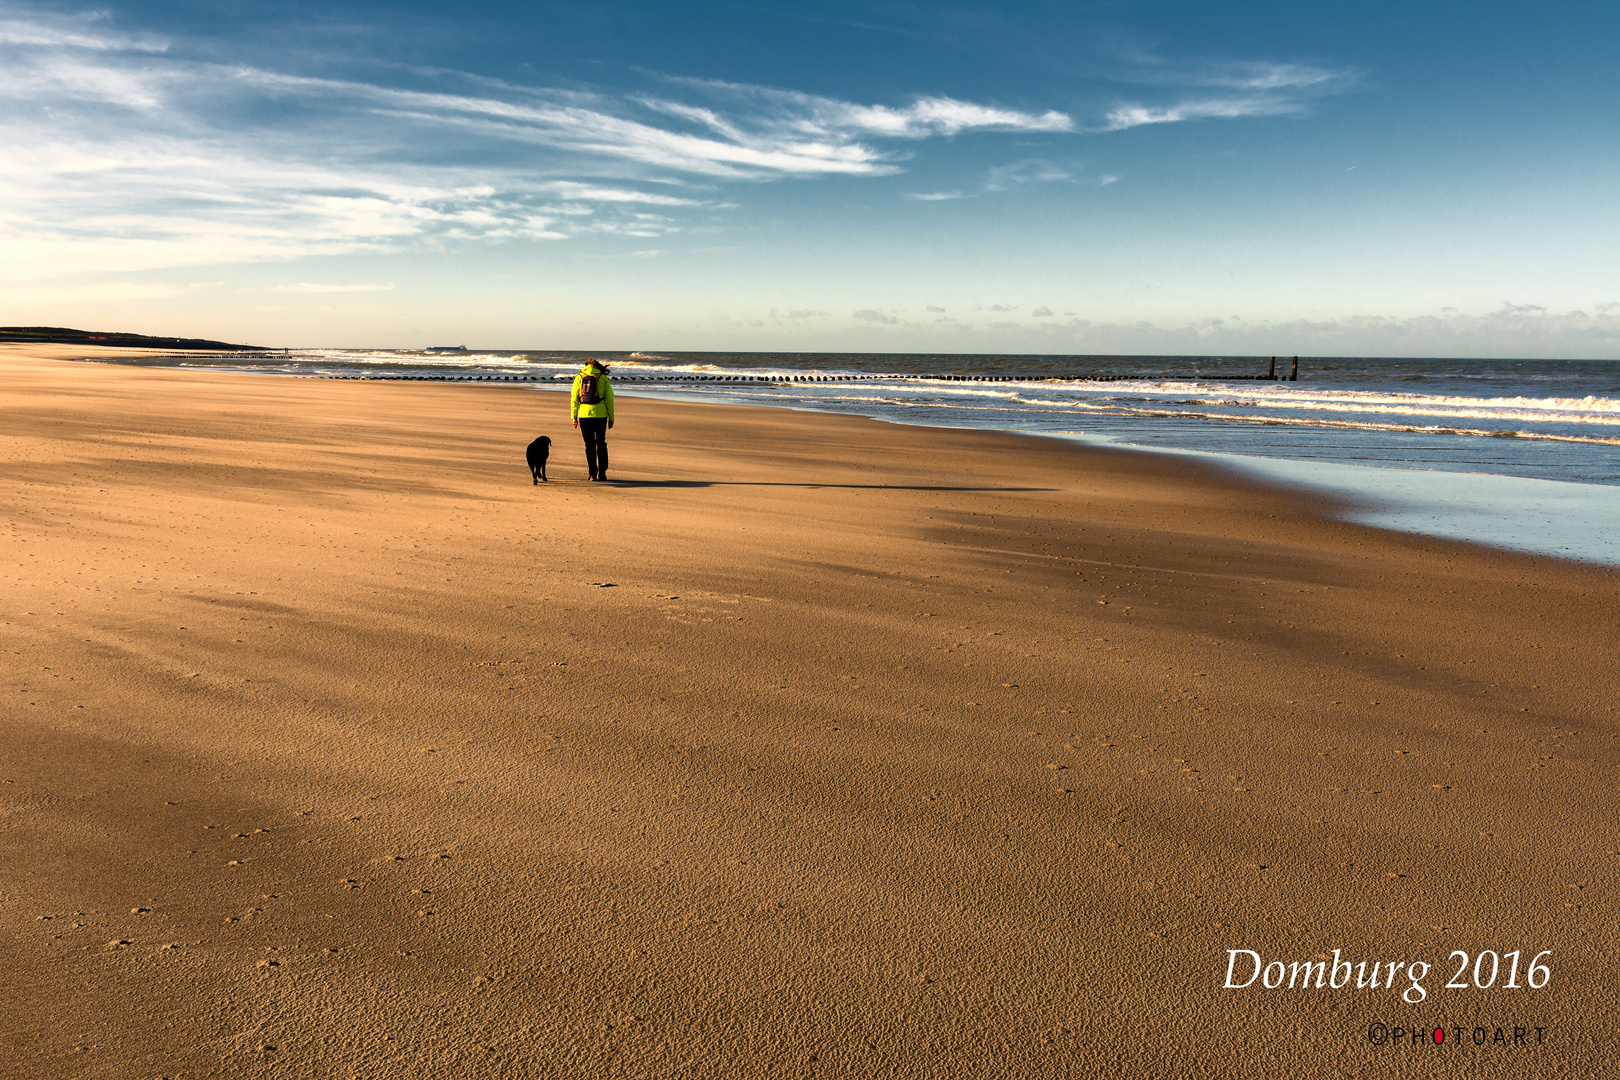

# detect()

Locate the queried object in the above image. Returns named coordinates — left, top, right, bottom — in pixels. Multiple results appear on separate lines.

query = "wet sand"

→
left=3, top=345, right=1615, bottom=1077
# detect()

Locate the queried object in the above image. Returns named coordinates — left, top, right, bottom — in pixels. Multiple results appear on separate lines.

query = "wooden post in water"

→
left=1268, top=356, right=1276, bottom=379
left=1291, top=356, right=1298, bottom=381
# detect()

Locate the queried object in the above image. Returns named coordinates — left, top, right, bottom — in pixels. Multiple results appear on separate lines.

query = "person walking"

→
left=570, top=357, right=615, bottom=481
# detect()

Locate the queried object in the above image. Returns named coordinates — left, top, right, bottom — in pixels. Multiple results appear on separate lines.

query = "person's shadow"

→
left=600, top=480, right=1058, bottom=491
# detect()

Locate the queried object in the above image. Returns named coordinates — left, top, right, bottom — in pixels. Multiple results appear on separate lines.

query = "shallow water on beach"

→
left=1067, top=437, right=1620, bottom=566
left=77, top=348, right=1620, bottom=564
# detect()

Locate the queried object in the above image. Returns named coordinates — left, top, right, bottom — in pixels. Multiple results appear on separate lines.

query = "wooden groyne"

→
left=320, top=358, right=1303, bottom=385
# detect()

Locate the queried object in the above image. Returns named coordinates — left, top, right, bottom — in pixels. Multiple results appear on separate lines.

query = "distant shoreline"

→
left=0, top=325, right=265, bottom=351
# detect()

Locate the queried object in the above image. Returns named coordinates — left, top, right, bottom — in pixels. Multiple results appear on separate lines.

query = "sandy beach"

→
left=3, top=345, right=1615, bottom=1078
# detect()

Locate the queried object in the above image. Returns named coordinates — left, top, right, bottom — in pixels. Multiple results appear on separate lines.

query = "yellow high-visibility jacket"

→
left=570, top=364, right=615, bottom=421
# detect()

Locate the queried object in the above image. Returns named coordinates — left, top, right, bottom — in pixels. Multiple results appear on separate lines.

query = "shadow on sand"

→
left=569, top=480, right=1059, bottom=492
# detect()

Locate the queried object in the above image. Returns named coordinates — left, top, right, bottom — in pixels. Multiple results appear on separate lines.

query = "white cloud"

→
left=904, top=191, right=963, bottom=201
left=0, top=10, right=1075, bottom=279
left=1214, top=62, right=1344, bottom=91
left=274, top=282, right=396, bottom=293
left=853, top=309, right=898, bottom=324
left=1098, top=53, right=1358, bottom=132
left=926, top=305, right=945, bottom=313
left=989, top=303, right=1017, bottom=312
left=1104, top=97, right=1305, bottom=130
left=0, top=10, right=167, bottom=53
left=1031, top=306, right=1053, bottom=317
left=847, top=95, right=1072, bottom=136
left=538, top=182, right=703, bottom=206
left=1120, top=58, right=1350, bottom=92
left=653, top=78, right=1072, bottom=141
left=985, top=160, right=1071, bottom=191
left=371, top=95, right=895, bottom=178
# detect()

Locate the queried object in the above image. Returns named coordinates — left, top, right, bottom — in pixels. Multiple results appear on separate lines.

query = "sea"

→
left=83, top=349, right=1620, bottom=567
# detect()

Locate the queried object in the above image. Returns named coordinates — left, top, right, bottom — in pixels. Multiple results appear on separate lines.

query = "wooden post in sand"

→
left=1291, top=356, right=1299, bottom=381
left=1268, top=356, right=1276, bottom=379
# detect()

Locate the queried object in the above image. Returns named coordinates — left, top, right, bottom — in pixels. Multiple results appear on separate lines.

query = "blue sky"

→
left=3, top=0, right=1616, bottom=355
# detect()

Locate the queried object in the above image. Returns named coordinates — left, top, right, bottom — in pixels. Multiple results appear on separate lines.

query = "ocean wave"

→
left=636, top=381, right=1619, bottom=431
left=659, top=384, right=1619, bottom=444
left=898, top=377, right=1620, bottom=414
left=865, top=397, right=1620, bottom=446
left=678, top=377, right=1620, bottom=427
left=1169, top=388, right=1620, bottom=413
left=646, top=387, right=1618, bottom=443
left=1173, top=397, right=1620, bottom=426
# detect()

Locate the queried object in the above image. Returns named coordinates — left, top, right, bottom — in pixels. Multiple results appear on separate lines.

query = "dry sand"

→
left=3, top=345, right=1616, bottom=1078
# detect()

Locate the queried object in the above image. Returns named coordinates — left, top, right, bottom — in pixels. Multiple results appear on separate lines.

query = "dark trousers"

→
left=579, top=418, right=609, bottom=477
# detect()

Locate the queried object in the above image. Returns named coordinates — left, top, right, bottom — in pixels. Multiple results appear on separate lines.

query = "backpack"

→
left=578, top=373, right=601, bottom=405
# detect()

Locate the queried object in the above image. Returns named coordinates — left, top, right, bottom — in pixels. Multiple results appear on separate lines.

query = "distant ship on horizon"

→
left=425, top=345, right=468, bottom=352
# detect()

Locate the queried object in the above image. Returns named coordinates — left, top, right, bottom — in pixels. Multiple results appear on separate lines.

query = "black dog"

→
left=525, top=436, right=551, bottom=484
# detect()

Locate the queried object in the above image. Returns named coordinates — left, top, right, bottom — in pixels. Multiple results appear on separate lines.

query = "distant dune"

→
left=0, top=325, right=264, bottom=351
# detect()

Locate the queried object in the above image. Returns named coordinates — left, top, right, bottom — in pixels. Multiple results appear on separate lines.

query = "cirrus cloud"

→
left=1099, top=55, right=1358, bottom=131
left=0, top=6, right=1082, bottom=281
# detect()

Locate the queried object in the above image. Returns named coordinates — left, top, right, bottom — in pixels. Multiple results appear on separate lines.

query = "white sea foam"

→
left=1190, top=387, right=1620, bottom=413
left=1181, top=398, right=1620, bottom=426
left=747, top=378, right=1620, bottom=430
left=666, top=383, right=1620, bottom=447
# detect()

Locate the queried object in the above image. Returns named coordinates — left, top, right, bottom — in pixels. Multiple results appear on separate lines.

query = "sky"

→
left=2, top=0, right=1617, bottom=356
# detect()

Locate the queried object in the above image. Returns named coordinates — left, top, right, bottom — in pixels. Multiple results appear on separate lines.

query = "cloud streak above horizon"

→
left=815, top=301, right=1620, bottom=358
left=1099, top=56, right=1357, bottom=131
